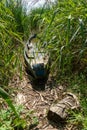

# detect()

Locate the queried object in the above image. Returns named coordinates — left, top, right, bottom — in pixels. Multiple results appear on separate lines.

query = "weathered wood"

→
left=24, top=34, right=50, bottom=79
left=47, top=93, right=80, bottom=122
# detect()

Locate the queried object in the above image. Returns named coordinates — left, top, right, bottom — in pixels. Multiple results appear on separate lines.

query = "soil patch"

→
left=9, top=72, right=80, bottom=130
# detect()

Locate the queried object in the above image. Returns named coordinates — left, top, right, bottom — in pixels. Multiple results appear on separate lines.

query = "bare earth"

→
left=9, top=71, right=80, bottom=130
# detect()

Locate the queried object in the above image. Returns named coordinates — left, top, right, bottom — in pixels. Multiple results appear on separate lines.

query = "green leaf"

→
left=0, top=87, right=19, bottom=118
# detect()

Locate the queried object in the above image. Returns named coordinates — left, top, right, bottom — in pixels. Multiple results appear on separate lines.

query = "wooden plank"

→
left=47, top=93, right=80, bottom=123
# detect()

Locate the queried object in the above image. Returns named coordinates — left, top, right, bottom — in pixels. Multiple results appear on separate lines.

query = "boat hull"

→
left=24, top=34, right=50, bottom=80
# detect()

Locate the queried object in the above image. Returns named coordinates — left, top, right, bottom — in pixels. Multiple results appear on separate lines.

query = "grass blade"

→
left=0, top=87, right=19, bottom=118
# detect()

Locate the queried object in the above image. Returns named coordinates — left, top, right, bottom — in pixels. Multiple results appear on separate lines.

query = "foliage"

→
left=0, top=1, right=23, bottom=87
left=0, top=87, right=19, bottom=118
left=30, top=0, right=87, bottom=76
left=0, top=1, right=39, bottom=129
left=27, top=4, right=51, bottom=34
left=5, top=0, right=30, bottom=39
left=0, top=0, right=87, bottom=129
left=0, top=105, right=39, bottom=130
left=28, top=1, right=87, bottom=129
left=0, top=1, right=25, bottom=129
left=65, top=74, right=87, bottom=130
left=26, top=110, right=39, bottom=129
left=68, top=108, right=87, bottom=130
left=0, top=105, right=26, bottom=130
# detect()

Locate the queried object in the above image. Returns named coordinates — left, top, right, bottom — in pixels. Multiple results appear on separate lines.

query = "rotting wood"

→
left=47, top=92, right=80, bottom=123
left=24, top=34, right=50, bottom=80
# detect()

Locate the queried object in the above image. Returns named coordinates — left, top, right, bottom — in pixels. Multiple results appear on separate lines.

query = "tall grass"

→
left=0, top=1, right=39, bottom=129
left=30, top=0, right=87, bottom=75
left=0, top=0, right=87, bottom=129
left=0, top=87, right=19, bottom=118
left=5, top=0, right=31, bottom=39
left=43, top=0, right=87, bottom=75
left=0, top=1, right=25, bottom=128
left=27, top=5, right=51, bottom=34
left=29, top=1, right=87, bottom=128
left=0, top=1, right=24, bottom=87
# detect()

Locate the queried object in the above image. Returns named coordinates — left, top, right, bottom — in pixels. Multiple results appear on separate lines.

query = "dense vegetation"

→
left=0, top=0, right=29, bottom=129
left=0, top=0, right=87, bottom=129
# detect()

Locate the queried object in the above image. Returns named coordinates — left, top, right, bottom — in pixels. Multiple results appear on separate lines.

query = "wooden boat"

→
left=24, top=34, right=50, bottom=81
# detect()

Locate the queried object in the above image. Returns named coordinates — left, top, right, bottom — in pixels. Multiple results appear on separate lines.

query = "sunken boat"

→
left=24, top=34, right=50, bottom=81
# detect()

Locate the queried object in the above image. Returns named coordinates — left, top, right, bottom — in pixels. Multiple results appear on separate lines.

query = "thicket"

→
left=35, top=0, right=87, bottom=128
left=19, top=0, right=87, bottom=129
left=0, top=0, right=30, bottom=129
left=30, top=0, right=87, bottom=128
left=30, top=0, right=87, bottom=75
left=0, top=0, right=87, bottom=129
